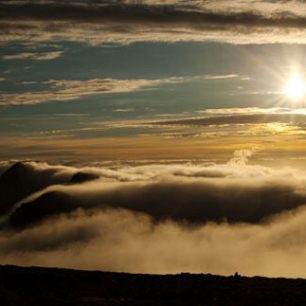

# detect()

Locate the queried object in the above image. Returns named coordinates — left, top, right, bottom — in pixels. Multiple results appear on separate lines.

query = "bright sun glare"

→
left=285, top=75, right=306, bottom=101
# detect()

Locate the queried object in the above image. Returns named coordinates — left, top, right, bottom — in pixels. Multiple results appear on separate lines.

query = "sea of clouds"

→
left=1, top=151, right=306, bottom=277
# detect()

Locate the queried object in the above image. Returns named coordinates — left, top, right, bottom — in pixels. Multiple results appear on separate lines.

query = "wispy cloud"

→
left=113, top=108, right=135, bottom=112
left=204, top=74, right=239, bottom=80
left=0, top=77, right=184, bottom=105
left=196, top=107, right=289, bottom=115
left=2, top=51, right=63, bottom=61
left=153, top=111, right=306, bottom=128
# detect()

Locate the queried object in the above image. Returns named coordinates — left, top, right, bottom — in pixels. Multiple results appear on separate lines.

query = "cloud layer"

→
left=10, top=166, right=306, bottom=227
left=2, top=154, right=306, bottom=277
left=3, top=198, right=306, bottom=277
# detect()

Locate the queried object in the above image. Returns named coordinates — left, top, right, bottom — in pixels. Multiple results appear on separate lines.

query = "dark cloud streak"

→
left=2, top=2, right=306, bottom=29
left=2, top=1, right=306, bottom=44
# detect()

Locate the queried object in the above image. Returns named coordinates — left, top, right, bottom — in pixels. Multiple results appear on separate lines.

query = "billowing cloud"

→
left=7, top=152, right=306, bottom=227
left=2, top=1, right=306, bottom=44
left=2, top=154, right=306, bottom=276
left=3, top=198, right=306, bottom=277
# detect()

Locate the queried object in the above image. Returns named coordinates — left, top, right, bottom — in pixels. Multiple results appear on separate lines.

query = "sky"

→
left=3, top=0, right=306, bottom=277
left=3, top=0, right=306, bottom=162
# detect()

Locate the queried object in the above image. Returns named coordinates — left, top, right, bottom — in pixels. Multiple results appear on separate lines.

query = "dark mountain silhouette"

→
left=9, top=191, right=78, bottom=228
left=0, top=162, right=73, bottom=216
left=3, top=168, right=100, bottom=229
left=70, top=172, right=99, bottom=184
left=0, top=162, right=34, bottom=214
left=1, top=265, right=306, bottom=306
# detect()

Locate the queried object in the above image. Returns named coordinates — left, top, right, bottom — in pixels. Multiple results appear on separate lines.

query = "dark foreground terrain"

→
left=1, top=266, right=306, bottom=305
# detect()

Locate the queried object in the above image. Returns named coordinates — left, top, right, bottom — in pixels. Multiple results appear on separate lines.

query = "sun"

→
left=284, top=75, right=306, bottom=101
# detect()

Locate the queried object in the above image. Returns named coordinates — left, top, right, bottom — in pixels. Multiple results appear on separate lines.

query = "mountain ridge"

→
left=1, top=265, right=306, bottom=305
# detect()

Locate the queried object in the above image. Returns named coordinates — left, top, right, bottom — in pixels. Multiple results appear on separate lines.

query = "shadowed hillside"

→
left=1, top=265, right=306, bottom=306
left=0, top=162, right=71, bottom=215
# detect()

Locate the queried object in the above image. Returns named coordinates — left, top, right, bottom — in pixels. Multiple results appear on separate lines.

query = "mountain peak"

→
left=70, top=172, right=99, bottom=184
left=1, top=161, right=31, bottom=180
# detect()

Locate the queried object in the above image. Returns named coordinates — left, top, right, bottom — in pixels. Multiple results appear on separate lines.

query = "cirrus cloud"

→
left=2, top=50, right=63, bottom=61
left=0, top=77, right=184, bottom=105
